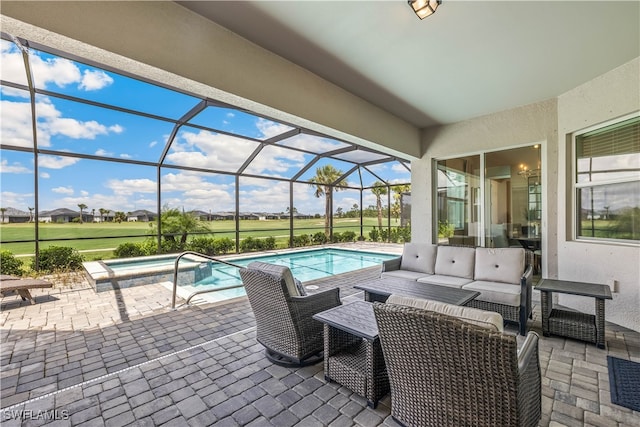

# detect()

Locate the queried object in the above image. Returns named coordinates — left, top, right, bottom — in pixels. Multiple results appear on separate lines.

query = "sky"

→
left=0, top=39, right=411, bottom=216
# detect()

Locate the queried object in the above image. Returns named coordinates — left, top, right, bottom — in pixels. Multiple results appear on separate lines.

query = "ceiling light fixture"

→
left=408, top=0, right=442, bottom=20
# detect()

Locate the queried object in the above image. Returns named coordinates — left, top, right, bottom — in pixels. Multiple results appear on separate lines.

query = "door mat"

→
left=607, top=356, right=640, bottom=412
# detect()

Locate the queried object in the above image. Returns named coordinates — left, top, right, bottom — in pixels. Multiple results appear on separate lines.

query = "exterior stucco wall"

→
left=1, top=1, right=420, bottom=159
left=414, top=99, right=559, bottom=277
left=556, top=58, right=640, bottom=332
left=415, top=58, right=640, bottom=332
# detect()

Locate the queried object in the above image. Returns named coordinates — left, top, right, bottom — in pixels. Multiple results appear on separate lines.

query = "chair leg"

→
left=17, top=289, right=35, bottom=304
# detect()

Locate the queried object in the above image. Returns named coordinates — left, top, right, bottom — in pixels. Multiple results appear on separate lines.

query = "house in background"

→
left=0, top=207, right=30, bottom=223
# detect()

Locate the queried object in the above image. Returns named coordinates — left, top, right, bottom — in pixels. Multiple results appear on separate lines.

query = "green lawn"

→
left=1, top=217, right=401, bottom=258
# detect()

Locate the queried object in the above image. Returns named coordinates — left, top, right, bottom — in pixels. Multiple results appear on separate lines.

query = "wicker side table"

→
left=536, top=279, right=612, bottom=349
left=313, top=301, right=389, bottom=408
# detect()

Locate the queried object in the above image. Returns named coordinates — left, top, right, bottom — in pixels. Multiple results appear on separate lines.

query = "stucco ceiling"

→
left=178, top=1, right=639, bottom=129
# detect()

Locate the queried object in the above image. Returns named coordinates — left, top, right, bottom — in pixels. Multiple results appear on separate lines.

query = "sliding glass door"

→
left=436, top=155, right=481, bottom=246
left=435, top=145, right=542, bottom=260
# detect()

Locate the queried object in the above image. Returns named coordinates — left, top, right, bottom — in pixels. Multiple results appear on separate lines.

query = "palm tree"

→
left=309, top=165, right=347, bottom=236
left=370, top=181, right=388, bottom=229
left=99, top=208, right=109, bottom=222
left=28, top=207, right=34, bottom=223
left=77, top=203, right=87, bottom=223
left=91, top=208, right=95, bottom=223
left=391, top=184, right=411, bottom=223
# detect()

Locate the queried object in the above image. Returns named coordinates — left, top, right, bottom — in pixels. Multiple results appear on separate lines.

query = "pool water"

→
left=195, top=248, right=397, bottom=288
left=93, top=248, right=397, bottom=303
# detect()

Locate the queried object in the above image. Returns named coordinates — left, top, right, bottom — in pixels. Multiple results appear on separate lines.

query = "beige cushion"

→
left=387, top=294, right=504, bottom=333
left=381, top=270, right=431, bottom=281
left=400, top=243, right=438, bottom=274
left=462, top=281, right=521, bottom=306
left=434, top=246, right=476, bottom=279
left=247, top=261, right=303, bottom=296
left=416, top=274, right=472, bottom=288
left=474, top=247, right=525, bottom=285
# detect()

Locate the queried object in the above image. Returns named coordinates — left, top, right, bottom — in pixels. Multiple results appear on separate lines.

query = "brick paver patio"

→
left=1, top=248, right=639, bottom=426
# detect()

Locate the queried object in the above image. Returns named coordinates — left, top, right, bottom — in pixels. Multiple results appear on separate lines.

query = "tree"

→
left=391, top=184, right=411, bottom=223
left=28, top=207, right=34, bottom=223
left=91, top=208, right=95, bottom=223
left=336, top=207, right=343, bottom=218
left=77, top=203, right=87, bottom=223
left=309, top=165, right=347, bottom=236
left=99, top=208, right=109, bottom=222
left=114, top=211, right=127, bottom=223
left=153, top=207, right=212, bottom=248
left=370, top=181, right=388, bottom=229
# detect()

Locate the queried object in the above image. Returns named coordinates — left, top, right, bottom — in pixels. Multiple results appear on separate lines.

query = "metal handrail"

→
left=171, top=251, right=243, bottom=309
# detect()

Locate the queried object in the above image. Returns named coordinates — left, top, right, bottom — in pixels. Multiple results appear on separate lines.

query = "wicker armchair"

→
left=239, top=263, right=341, bottom=367
left=373, top=302, right=541, bottom=427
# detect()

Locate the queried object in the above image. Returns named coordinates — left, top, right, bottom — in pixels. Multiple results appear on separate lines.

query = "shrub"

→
left=214, top=238, right=235, bottom=254
left=188, top=237, right=217, bottom=255
left=341, top=231, right=356, bottom=242
left=263, top=236, right=276, bottom=250
left=139, top=238, right=159, bottom=256
left=32, top=246, right=84, bottom=272
left=398, top=226, right=411, bottom=242
left=369, top=227, right=380, bottom=242
left=290, top=234, right=311, bottom=248
left=113, top=242, right=146, bottom=258
left=312, top=232, right=328, bottom=245
left=0, top=250, right=23, bottom=276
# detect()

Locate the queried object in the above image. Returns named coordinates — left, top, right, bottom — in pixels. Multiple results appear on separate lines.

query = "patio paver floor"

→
left=1, top=247, right=639, bottom=426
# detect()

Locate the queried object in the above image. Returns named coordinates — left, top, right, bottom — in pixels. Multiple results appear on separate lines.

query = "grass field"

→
left=0, top=217, right=401, bottom=259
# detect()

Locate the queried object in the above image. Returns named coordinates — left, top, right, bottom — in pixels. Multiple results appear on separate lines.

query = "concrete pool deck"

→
left=1, top=243, right=639, bottom=426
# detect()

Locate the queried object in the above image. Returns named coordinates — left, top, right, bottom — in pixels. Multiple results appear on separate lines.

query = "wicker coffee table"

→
left=313, top=301, right=389, bottom=408
left=536, top=279, right=612, bottom=349
left=354, top=277, right=479, bottom=306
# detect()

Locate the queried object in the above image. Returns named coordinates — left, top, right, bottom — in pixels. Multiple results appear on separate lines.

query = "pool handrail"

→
left=171, top=251, right=244, bottom=309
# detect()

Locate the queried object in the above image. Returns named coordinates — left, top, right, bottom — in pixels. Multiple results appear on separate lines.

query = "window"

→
left=575, top=115, right=640, bottom=243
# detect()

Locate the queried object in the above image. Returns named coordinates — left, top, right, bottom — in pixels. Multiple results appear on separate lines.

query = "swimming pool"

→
left=83, top=248, right=397, bottom=303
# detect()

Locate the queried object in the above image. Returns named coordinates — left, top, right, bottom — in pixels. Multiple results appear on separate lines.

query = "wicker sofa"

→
left=381, top=243, right=533, bottom=335
left=374, top=295, right=541, bottom=427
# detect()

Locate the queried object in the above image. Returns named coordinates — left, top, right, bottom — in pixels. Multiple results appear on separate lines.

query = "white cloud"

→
left=278, top=133, right=346, bottom=153
left=48, top=117, right=111, bottom=139
left=392, top=163, right=410, bottom=173
left=51, top=186, right=74, bottom=195
left=40, top=172, right=50, bottom=179
left=30, top=54, right=81, bottom=88
left=256, top=118, right=294, bottom=139
left=95, top=149, right=113, bottom=156
left=149, top=141, right=158, bottom=148
left=79, top=69, right=114, bottom=91
left=167, top=130, right=260, bottom=171
left=105, top=178, right=156, bottom=196
left=0, top=191, right=34, bottom=208
left=1, top=40, right=28, bottom=86
left=120, top=153, right=132, bottom=159
left=244, top=145, right=306, bottom=176
left=80, top=190, right=89, bottom=197
left=109, top=124, right=124, bottom=134
left=39, top=155, right=80, bottom=169
left=1, top=100, right=35, bottom=147
left=0, top=159, right=31, bottom=174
